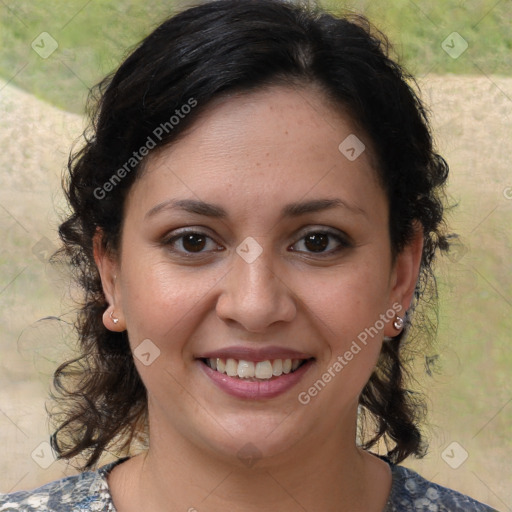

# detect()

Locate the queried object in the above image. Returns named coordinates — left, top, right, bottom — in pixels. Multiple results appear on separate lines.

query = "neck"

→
left=109, top=406, right=392, bottom=512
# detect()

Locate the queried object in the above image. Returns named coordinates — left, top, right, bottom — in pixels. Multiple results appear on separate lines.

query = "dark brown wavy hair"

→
left=50, top=0, right=450, bottom=470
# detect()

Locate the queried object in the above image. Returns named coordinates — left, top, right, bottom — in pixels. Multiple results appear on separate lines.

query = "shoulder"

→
left=386, top=464, right=498, bottom=512
left=0, top=461, right=120, bottom=512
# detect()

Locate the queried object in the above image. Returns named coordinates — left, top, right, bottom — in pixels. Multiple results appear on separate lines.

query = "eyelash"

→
left=162, top=228, right=351, bottom=258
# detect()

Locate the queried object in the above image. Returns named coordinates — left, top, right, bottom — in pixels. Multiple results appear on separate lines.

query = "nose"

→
left=215, top=244, right=297, bottom=332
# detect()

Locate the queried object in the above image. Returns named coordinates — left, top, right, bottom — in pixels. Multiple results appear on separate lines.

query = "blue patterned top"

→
left=0, top=458, right=498, bottom=511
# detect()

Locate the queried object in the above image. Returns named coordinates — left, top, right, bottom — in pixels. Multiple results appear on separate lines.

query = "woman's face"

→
left=96, top=85, right=421, bottom=465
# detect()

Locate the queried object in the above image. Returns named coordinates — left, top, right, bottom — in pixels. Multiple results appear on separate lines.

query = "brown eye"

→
left=304, top=233, right=329, bottom=252
left=164, top=230, right=222, bottom=256
left=182, top=233, right=207, bottom=252
left=290, top=229, right=351, bottom=256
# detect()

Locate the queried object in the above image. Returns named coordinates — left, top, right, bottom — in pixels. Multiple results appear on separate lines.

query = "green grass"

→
left=0, top=1, right=175, bottom=113
left=1, top=0, right=511, bottom=114
left=341, top=0, right=512, bottom=76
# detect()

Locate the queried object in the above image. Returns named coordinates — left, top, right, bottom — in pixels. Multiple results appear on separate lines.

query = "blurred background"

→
left=0, top=0, right=510, bottom=509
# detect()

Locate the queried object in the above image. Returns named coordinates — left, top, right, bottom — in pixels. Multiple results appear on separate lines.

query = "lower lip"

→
left=198, top=359, right=314, bottom=400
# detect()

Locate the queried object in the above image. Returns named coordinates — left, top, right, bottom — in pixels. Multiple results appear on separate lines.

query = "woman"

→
left=0, top=0, right=498, bottom=510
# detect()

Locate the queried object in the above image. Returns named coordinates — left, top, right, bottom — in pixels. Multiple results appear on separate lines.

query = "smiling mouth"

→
left=200, top=357, right=313, bottom=381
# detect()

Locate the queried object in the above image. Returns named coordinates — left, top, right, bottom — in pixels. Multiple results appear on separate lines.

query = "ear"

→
left=384, top=222, right=424, bottom=337
left=93, top=228, right=126, bottom=332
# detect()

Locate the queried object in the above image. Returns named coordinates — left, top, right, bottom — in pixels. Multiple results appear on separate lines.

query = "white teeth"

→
left=272, top=359, right=283, bottom=376
left=255, top=360, right=273, bottom=379
left=206, top=357, right=307, bottom=380
left=237, top=360, right=254, bottom=378
left=225, top=358, right=238, bottom=377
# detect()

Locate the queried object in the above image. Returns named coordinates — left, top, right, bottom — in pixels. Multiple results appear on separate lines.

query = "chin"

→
left=193, top=412, right=308, bottom=468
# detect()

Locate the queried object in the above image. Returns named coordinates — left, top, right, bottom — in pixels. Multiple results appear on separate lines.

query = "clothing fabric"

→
left=0, top=457, right=498, bottom=511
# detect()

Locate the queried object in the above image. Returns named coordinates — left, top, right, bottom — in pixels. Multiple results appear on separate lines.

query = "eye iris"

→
left=183, top=234, right=206, bottom=252
left=305, top=233, right=329, bottom=252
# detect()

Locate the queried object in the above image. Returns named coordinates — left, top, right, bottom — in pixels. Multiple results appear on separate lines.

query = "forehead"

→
left=127, top=85, right=384, bottom=219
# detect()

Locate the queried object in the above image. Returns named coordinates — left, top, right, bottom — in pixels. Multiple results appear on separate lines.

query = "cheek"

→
left=119, top=253, right=220, bottom=345
left=293, top=257, right=392, bottom=388
left=301, top=263, right=391, bottom=339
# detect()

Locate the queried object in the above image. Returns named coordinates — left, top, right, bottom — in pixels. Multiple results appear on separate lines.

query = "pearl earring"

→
left=393, top=315, right=404, bottom=331
left=110, top=310, right=119, bottom=325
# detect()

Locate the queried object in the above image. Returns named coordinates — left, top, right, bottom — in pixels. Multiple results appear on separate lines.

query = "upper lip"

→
left=196, top=346, right=314, bottom=362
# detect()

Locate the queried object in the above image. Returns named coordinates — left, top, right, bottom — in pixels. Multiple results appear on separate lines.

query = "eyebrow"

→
left=145, top=198, right=367, bottom=220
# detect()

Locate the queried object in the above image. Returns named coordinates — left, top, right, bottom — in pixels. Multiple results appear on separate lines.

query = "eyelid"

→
left=162, top=228, right=223, bottom=255
left=289, top=227, right=352, bottom=254
left=294, top=225, right=351, bottom=242
left=162, top=226, right=352, bottom=256
left=163, top=226, right=216, bottom=240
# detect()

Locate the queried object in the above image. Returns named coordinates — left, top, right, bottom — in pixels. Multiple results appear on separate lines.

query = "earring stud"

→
left=393, top=315, right=404, bottom=330
left=110, top=310, right=119, bottom=325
